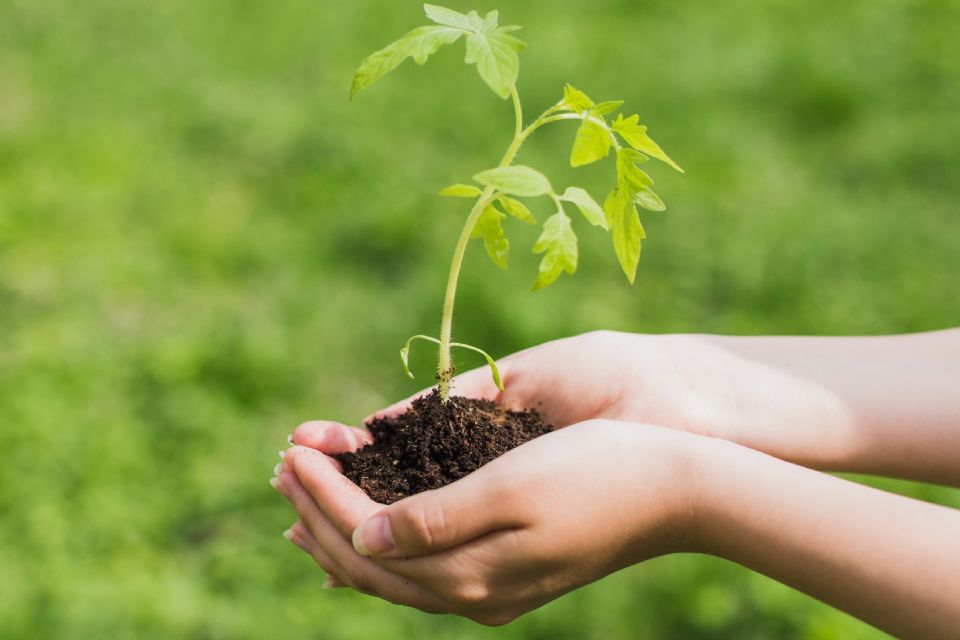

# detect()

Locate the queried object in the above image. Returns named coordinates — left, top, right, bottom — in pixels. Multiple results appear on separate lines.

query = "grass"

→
left=1, top=0, right=958, bottom=637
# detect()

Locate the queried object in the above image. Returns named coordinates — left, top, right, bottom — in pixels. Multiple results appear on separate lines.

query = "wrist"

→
left=664, top=333, right=864, bottom=471
left=632, top=428, right=734, bottom=558
left=679, top=433, right=758, bottom=558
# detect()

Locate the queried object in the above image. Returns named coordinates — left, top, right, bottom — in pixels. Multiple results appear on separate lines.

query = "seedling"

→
left=351, top=4, right=683, bottom=402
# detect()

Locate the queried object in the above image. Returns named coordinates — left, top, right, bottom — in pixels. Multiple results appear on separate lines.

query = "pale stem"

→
left=435, top=95, right=570, bottom=401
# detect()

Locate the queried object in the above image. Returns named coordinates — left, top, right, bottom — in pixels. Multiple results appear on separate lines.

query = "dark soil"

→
left=334, top=391, right=552, bottom=504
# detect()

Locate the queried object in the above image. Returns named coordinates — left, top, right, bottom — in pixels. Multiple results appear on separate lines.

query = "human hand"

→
left=370, top=330, right=858, bottom=472
left=274, top=419, right=705, bottom=625
left=279, top=413, right=960, bottom=636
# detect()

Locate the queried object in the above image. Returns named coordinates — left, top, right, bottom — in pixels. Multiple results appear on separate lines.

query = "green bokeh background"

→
left=1, top=0, right=958, bottom=637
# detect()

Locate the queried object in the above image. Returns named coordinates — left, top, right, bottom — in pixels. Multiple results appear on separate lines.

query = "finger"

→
left=285, top=522, right=340, bottom=573
left=286, top=446, right=378, bottom=538
left=280, top=447, right=342, bottom=474
left=364, top=361, right=509, bottom=423
left=351, top=466, right=526, bottom=559
left=375, top=527, right=535, bottom=608
left=285, top=521, right=348, bottom=589
left=292, top=421, right=373, bottom=454
left=275, top=468, right=450, bottom=612
left=325, top=575, right=347, bottom=589
left=279, top=486, right=369, bottom=592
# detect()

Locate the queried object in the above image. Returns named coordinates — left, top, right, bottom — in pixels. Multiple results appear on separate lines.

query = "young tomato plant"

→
left=351, top=4, right=683, bottom=402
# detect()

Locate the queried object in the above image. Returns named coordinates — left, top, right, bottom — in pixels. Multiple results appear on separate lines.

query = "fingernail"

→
left=278, top=450, right=286, bottom=460
left=321, top=575, right=346, bottom=589
left=269, top=477, right=281, bottom=490
left=287, top=434, right=294, bottom=445
left=352, top=513, right=394, bottom=556
left=282, top=528, right=294, bottom=541
left=273, top=462, right=284, bottom=476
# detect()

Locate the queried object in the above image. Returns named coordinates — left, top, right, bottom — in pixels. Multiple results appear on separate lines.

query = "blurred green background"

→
left=1, top=0, right=958, bottom=637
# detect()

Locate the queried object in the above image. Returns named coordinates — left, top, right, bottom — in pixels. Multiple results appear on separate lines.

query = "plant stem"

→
left=436, top=191, right=493, bottom=401
left=436, top=93, right=565, bottom=402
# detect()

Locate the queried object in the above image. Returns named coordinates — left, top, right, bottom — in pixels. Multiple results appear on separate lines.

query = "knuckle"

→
left=395, top=497, right=446, bottom=550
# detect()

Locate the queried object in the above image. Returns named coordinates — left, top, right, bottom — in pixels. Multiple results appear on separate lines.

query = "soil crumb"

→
left=335, top=391, right=552, bottom=504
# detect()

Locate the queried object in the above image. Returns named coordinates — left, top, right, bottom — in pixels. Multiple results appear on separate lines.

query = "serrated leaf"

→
left=604, top=189, right=645, bottom=283
left=351, top=26, right=463, bottom=98
left=570, top=118, right=611, bottom=167
left=497, top=196, right=536, bottom=223
left=634, top=186, right=666, bottom=212
left=562, top=84, right=594, bottom=112
left=590, top=100, right=624, bottom=116
left=423, top=4, right=476, bottom=31
left=559, top=187, right=607, bottom=229
left=464, top=10, right=484, bottom=31
left=471, top=204, right=509, bottom=269
left=473, top=165, right=551, bottom=197
left=532, top=211, right=578, bottom=290
left=464, top=30, right=524, bottom=99
left=439, top=183, right=482, bottom=198
left=617, top=148, right=654, bottom=192
left=612, top=114, right=684, bottom=173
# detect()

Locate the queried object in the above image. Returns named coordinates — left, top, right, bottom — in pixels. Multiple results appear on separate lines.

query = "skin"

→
left=272, top=328, right=960, bottom=634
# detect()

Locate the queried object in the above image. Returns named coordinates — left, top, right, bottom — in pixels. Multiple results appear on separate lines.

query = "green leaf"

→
left=562, top=84, right=594, bottom=112
left=464, top=29, right=525, bottom=99
left=611, top=114, right=684, bottom=173
left=354, top=5, right=525, bottom=100
left=423, top=4, right=480, bottom=31
left=559, top=187, right=607, bottom=229
left=481, top=10, right=499, bottom=32
left=471, top=204, right=509, bottom=269
left=438, top=183, right=482, bottom=198
left=351, top=26, right=463, bottom=98
left=400, top=334, right=440, bottom=379
left=590, top=100, right=624, bottom=116
left=570, top=118, right=611, bottom=167
left=532, top=211, right=578, bottom=290
left=617, top=148, right=654, bottom=192
left=634, top=186, right=666, bottom=212
left=497, top=196, right=536, bottom=223
left=449, top=341, right=504, bottom=390
left=400, top=334, right=505, bottom=391
left=473, top=165, right=551, bottom=197
left=604, top=189, right=645, bottom=283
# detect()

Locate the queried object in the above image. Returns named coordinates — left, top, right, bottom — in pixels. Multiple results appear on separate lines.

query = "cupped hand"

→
left=369, top=330, right=854, bottom=469
left=275, top=419, right=706, bottom=625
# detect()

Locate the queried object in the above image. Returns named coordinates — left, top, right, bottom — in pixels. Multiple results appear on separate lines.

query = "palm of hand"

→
left=428, top=331, right=715, bottom=433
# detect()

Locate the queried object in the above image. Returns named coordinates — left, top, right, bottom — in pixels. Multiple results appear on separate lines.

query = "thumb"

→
left=351, top=473, right=522, bottom=559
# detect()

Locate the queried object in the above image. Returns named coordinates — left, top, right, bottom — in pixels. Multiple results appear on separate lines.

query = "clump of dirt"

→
left=334, top=391, right=552, bottom=504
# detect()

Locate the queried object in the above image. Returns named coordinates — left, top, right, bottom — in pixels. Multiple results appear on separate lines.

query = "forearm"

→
left=680, top=329, right=960, bottom=484
left=694, top=438, right=960, bottom=639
